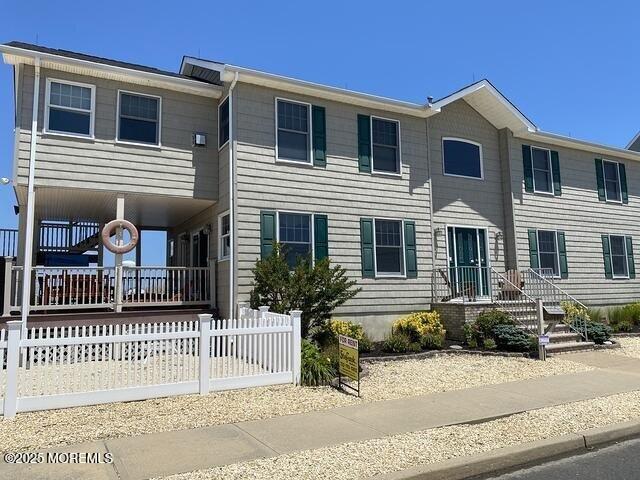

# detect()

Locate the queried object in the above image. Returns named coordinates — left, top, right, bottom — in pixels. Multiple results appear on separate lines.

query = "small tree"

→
left=249, top=243, right=361, bottom=337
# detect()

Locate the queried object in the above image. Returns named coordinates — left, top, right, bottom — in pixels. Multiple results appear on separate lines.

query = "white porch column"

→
left=114, top=196, right=125, bottom=313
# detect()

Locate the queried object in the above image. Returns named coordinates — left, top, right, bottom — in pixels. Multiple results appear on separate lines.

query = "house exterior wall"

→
left=16, top=65, right=218, bottom=200
left=233, top=82, right=432, bottom=339
left=428, top=100, right=507, bottom=273
left=510, top=133, right=640, bottom=307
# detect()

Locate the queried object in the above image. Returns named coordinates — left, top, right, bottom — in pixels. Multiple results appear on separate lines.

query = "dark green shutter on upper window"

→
left=312, top=106, right=326, bottom=167
left=595, top=159, right=606, bottom=201
left=626, top=236, right=635, bottom=279
left=404, top=221, right=417, bottom=278
left=550, top=150, right=562, bottom=196
left=557, top=231, right=568, bottom=279
left=601, top=235, right=612, bottom=279
left=619, top=163, right=629, bottom=204
left=357, top=114, right=371, bottom=173
left=360, top=218, right=374, bottom=278
left=260, top=211, right=276, bottom=259
left=522, top=145, right=534, bottom=193
left=528, top=229, right=539, bottom=269
left=313, top=214, right=328, bottom=261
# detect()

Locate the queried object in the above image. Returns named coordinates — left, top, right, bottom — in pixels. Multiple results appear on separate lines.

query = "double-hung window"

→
left=532, top=147, right=552, bottom=193
left=602, top=234, right=635, bottom=279
left=372, top=117, right=400, bottom=174
left=218, top=97, right=229, bottom=149
left=218, top=212, right=230, bottom=260
left=374, top=219, right=404, bottom=276
left=603, top=160, right=622, bottom=202
left=537, top=230, right=560, bottom=277
left=279, top=212, right=312, bottom=268
left=117, top=91, right=161, bottom=145
left=45, top=79, right=95, bottom=137
left=442, top=138, right=483, bottom=179
left=276, top=99, right=311, bottom=163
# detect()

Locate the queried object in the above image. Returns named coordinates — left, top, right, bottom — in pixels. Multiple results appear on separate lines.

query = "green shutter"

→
left=602, top=235, right=612, bottom=279
left=619, top=163, right=629, bottom=204
left=360, top=218, right=374, bottom=278
left=357, top=114, right=371, bottom=173
left=528, top=229, right=539, bottom=269
left=522, top=145, right=534, bottom=193
left=404, top=221, right=417, bottom=278
left=595, top=159, right=605, bottom=201
left=626, top=236, right=635, bottom=279
left=557, top=231, right=568, bottom=279
left=314, top=214, right=328, bottom=261
left=260, top=211, right=276, bottom=259
left=551, top=150, right=562, bottom=196
left=312, top=106, right=326, bottom=167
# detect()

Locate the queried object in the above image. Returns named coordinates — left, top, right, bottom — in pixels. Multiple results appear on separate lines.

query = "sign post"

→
left=338, top=334, right=360, bottom=397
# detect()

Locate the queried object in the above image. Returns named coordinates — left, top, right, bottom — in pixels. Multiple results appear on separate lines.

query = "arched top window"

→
left=442, top=137, right=483, bottom=179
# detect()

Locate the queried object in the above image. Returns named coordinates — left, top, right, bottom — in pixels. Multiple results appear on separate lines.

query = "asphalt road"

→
left=486, top=438, right=640, bottom=480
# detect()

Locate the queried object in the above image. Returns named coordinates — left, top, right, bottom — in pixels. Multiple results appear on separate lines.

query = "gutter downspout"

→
left=228, top=72, right=239, bottom=318
left=425, top=115, right=436, bottom=305
left=20, top=57, right=41, bottom=334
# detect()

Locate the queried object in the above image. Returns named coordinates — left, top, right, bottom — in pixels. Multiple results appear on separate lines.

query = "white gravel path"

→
left=611, top=337, right=640, bottom=359
left=0, top=354, right=591, bottom=453
left=166, top=390, right=640, bottom=480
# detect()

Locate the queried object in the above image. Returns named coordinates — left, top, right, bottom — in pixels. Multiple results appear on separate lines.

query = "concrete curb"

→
left=370, top=419, right=640, bottom=480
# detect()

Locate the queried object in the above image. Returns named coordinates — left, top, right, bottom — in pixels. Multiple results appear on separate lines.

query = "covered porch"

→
left=3, top=186, right=217, bottom=318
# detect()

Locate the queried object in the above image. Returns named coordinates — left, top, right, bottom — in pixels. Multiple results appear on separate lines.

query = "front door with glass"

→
left=447, top=227, right=489, bottom=299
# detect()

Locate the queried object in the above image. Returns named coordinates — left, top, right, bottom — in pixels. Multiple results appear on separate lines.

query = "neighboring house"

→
left=2, top=41, right=640, bottom=340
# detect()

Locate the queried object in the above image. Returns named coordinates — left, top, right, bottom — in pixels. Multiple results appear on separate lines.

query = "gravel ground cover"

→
left=167, top=390, right=640, bottom=480
left=0, top=354, right=591, bottom=453
left=610, top=337, right=640, bottom=359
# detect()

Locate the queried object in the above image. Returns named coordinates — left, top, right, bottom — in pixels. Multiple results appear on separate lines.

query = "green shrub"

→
left=301, top=340, right=335, bottom=386
left=484, top=338, right=497, bottom=350
left=586, top=307, right=604, bottom=322
left=492, top=324, right=532, bottom=352
left=605, top=303, right=640, bottom=333
left=250, top=244, right=361, bottom=338
left=393, top=311, right=446, bottom=349
left=328, top=319, right=372, bottom=353
left=561, top=301, right=590, bottom=322
left=466, top=309, right=514, bottom=347
left=382, top=332, right=421, bottom=354
left=572, top=320, right=612, bottom=345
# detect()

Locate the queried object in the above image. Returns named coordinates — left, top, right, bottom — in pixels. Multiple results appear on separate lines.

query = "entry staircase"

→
left=433, top=266, right=594, bottom=354
left=37, top=221, right=101, bottom=259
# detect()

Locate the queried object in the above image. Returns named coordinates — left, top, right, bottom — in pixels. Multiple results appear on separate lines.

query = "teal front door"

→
left=447, top=227, right=489, bottom=298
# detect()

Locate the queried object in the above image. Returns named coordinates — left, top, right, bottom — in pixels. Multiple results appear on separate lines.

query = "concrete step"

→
left=548, top=332, right=582, bottom=343
left=545, top=341, right=596, bottom=355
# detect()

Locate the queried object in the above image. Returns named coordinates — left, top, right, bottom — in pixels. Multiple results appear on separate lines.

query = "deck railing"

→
left=0, top=229, right=18, bottom=258
left=5, top=263, right=216, bottom=314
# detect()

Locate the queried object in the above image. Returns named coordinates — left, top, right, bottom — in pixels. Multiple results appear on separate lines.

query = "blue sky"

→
left=1, top=0, right=638, bottom=264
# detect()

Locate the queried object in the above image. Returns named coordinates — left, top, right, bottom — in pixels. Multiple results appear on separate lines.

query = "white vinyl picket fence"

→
left=0, top=306, right=301, bottom=417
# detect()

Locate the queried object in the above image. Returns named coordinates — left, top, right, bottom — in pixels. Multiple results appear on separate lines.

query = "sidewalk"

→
left=3, top=352, right=640, bottom=480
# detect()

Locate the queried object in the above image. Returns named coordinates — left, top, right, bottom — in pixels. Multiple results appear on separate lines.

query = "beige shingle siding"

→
left=233, top=83, right=432, bottom=319
left=17, top=65, right=218, bottom=200
left=428, top=100, right=507, bottom=272
left=510, top=134, right=640, bottom=306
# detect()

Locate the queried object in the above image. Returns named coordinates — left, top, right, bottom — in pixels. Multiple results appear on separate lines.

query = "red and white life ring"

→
left=101, top=219, right=139, bottom=254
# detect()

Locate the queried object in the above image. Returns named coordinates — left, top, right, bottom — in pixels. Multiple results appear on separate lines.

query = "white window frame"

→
left=218, top=210, right=231, bottom=261
left=274, top=97, right=313, bottom=165
left=44, top=78, right=96, bottom=139
left=116, top=89, right=162, bottom=147
left=276, top=210, right=315, bottom=265
left=218, top=95, right=230, bottom=150
left=373, top=217, right=407, bottom=279
left=371, top=116, right=402, bottom=176
left=607, top=234, right=630, bottom=279
left=536, top=229, right=561, bottom=279
left=441, top=137, right=484, bottom=180
left=601, top=159, right=623, bottom=203
left=531, top=146, right=554, bottom=195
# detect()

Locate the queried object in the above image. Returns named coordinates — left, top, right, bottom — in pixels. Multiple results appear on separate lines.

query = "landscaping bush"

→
left=250, top=244, right=361, bottom=338
left=492, top=324, right=533, bottom=352
left=301, top=339, right=335, bottom=386
left=586, top=307, right=605, bottom=322
left=573, top=320, right=612, bottom=345
left=382, top=332, right=421, bottom=354
left=560, top=301, right=590, bottom=322
left=483, top=338, right=497, bottom=350
left=328, top=319, right=372, bottom=353
left=393, top=311, right=446, bottom=349
left=465, top=309, right=514, bottom=348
